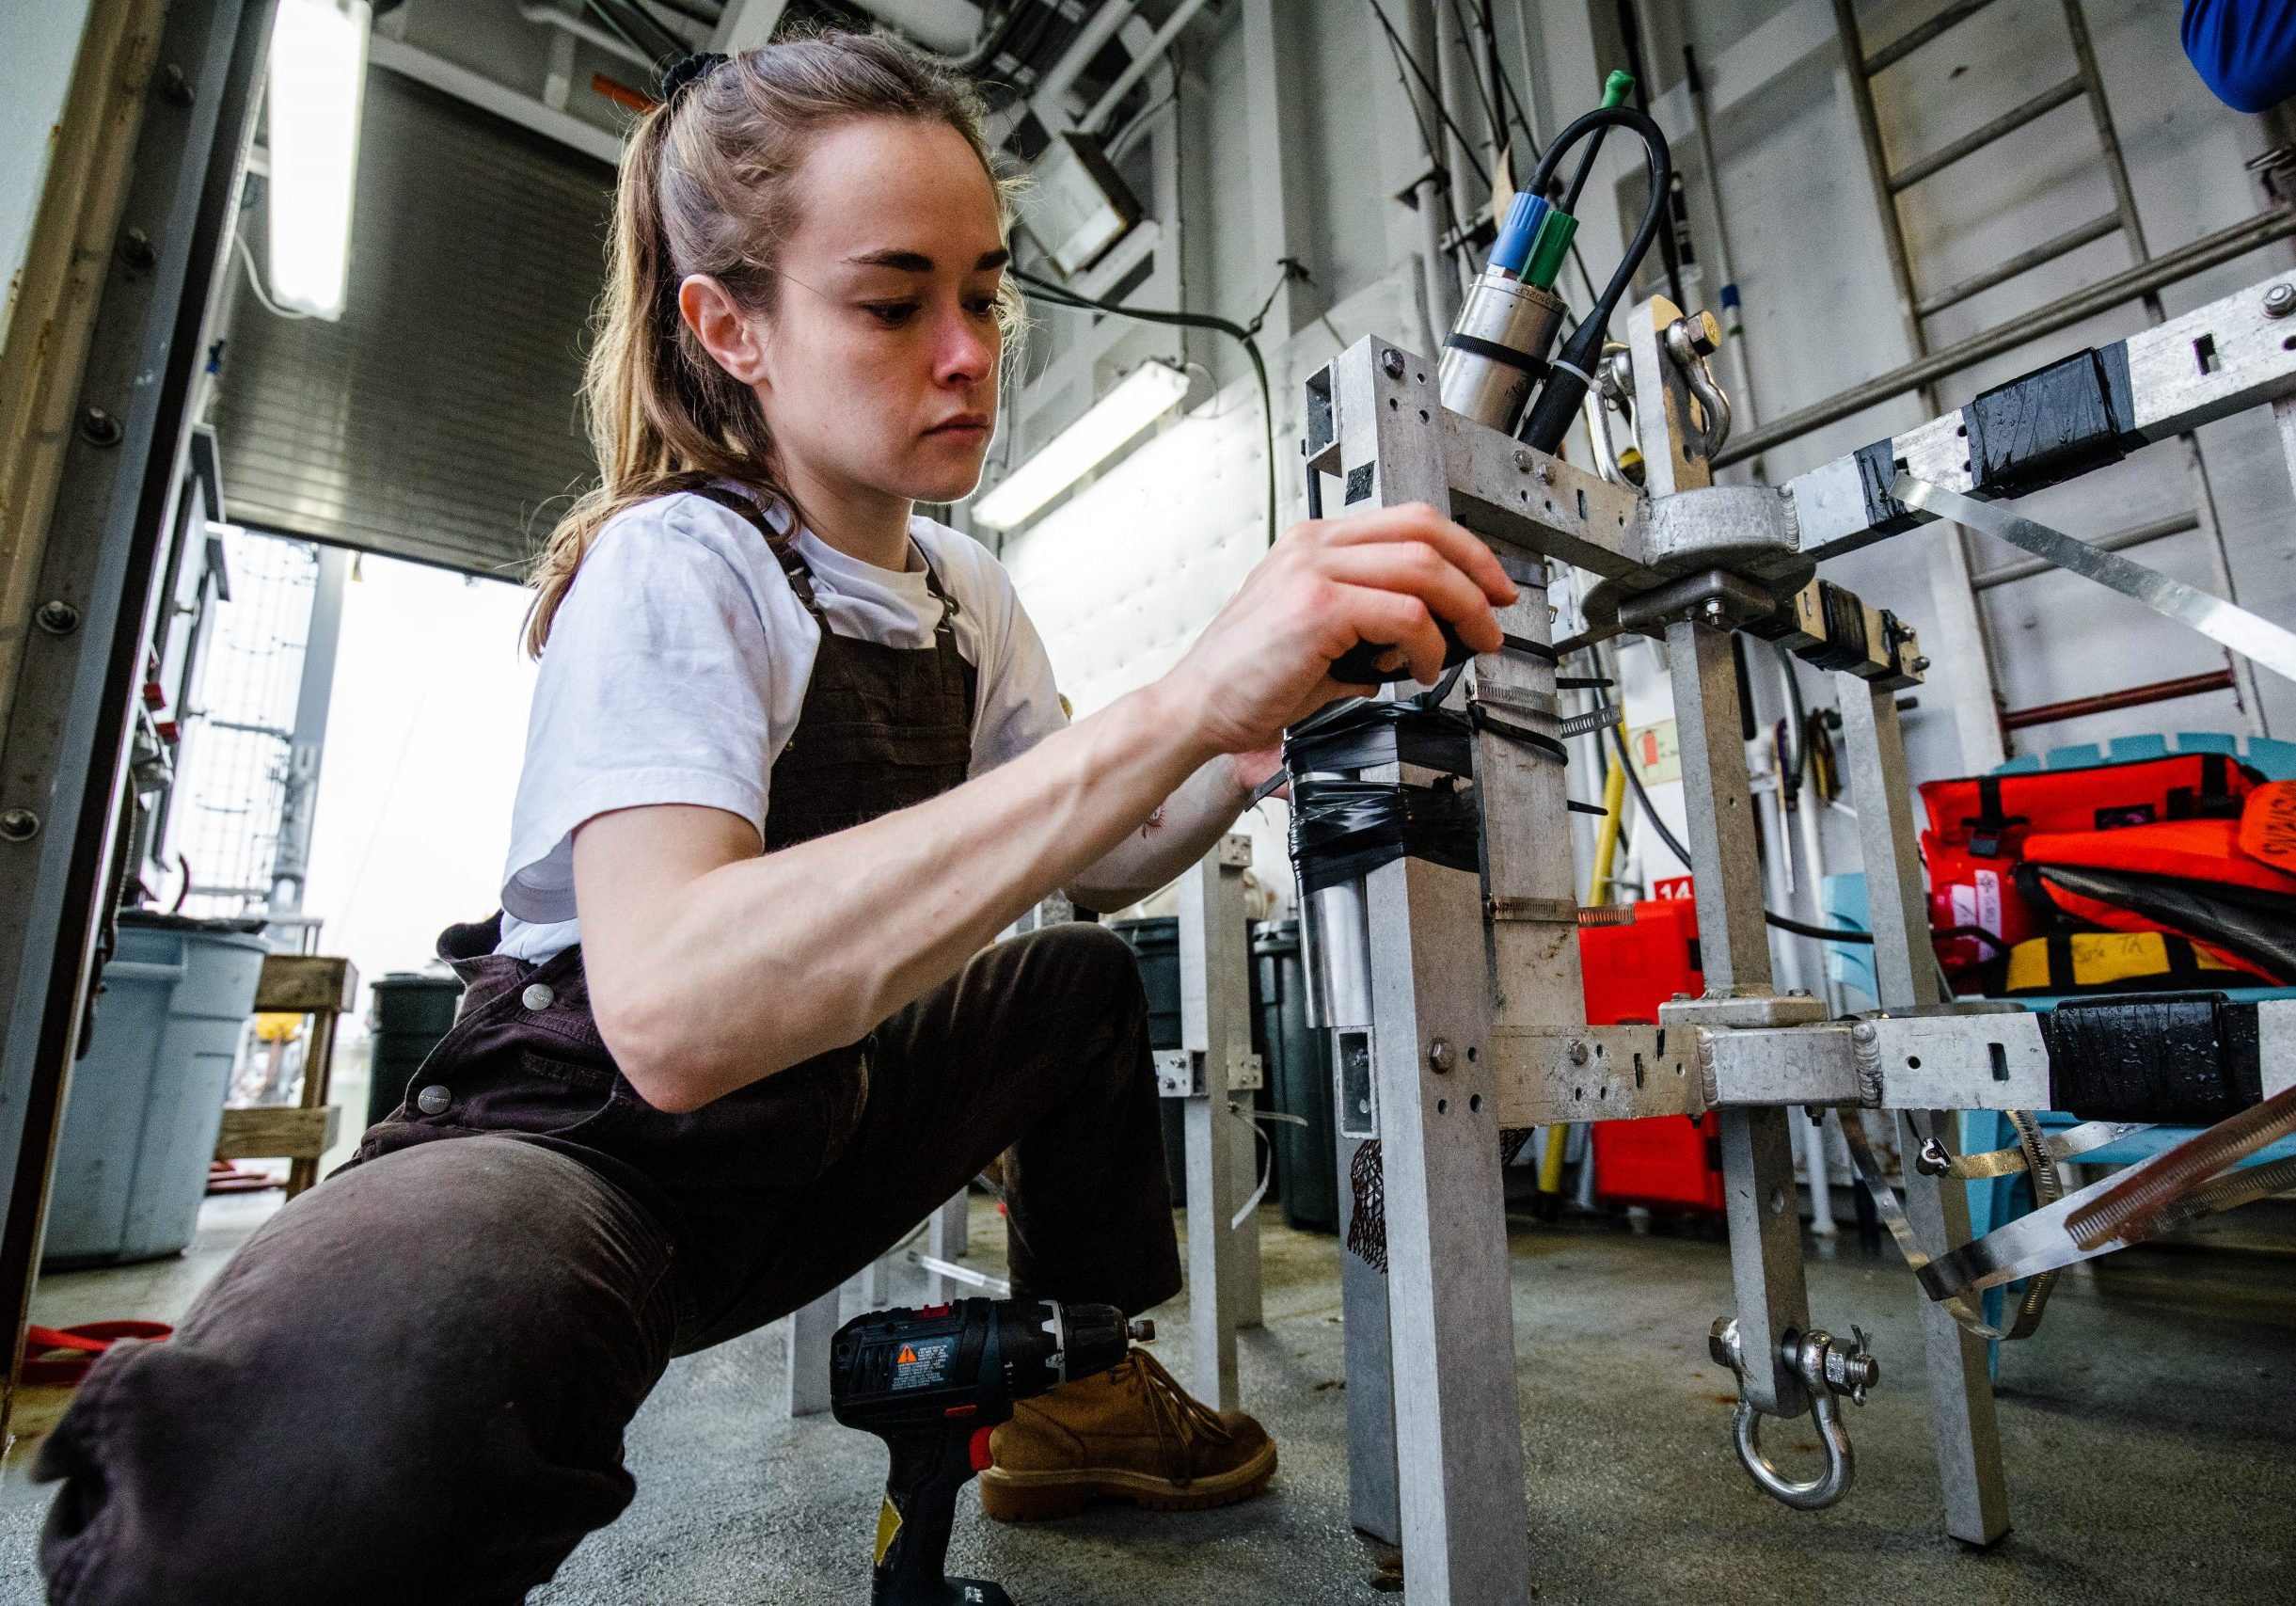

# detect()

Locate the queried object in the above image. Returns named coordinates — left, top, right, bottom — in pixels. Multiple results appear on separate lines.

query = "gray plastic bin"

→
left=42, top=914, right=269, bottom=1268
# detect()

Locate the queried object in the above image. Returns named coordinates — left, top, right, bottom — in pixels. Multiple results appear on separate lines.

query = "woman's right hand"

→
left=1160, top=502, right=1518, bottom=757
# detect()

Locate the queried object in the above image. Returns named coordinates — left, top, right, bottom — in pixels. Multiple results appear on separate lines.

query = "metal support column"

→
left=1836, top=675, right=2011, bottom=1545
left=1178, top=835, right=1262, bottom=1414
left=781, top=1286, right=838, bottom=1418
left=267, top=542, right=347, bottom=921
left=1340, top=341, right=1531, bottom=1606
left=1669, top=621, right=1814, bottom=1419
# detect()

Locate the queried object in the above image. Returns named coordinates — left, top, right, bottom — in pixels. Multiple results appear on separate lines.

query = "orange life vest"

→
left=2020, top=817, right=2296, bottom=897
left=1920, top=752, right=2257, bottom=858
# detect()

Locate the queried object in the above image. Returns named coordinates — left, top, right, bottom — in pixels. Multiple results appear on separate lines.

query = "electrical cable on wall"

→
left=1605, top=709, right=1876, bottom=947
left=1011, top=265, right=1280, bottom=549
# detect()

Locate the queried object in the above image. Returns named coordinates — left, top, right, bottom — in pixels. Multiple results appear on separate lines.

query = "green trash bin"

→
left=366, top=972, right=466, bottom=1130
left=42, top=912, right=270, bottom=1268
left=1254, top=919, right=1337, bottom=1233
left=1108, top=917, right=1189, bottom=1205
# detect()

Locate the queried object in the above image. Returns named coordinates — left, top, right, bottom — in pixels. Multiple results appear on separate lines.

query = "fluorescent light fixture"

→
left=974, top=360, right=1189, bottom=530
left=265, top=0, right=371, bottom=321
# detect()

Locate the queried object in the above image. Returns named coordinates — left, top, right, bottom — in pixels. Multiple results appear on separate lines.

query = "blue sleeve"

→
left=2185, top=0, right=2296, bottom=114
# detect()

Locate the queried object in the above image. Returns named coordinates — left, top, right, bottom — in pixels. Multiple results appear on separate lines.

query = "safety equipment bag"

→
left=1997, top=930, right=2268, bottom=996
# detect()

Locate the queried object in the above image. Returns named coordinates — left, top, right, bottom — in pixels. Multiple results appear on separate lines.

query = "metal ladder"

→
left=1830, top=0, right=2268, bottom=748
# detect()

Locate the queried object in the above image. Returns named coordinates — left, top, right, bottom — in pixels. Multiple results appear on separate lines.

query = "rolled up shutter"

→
left=213, top=70, right=613, bottom=579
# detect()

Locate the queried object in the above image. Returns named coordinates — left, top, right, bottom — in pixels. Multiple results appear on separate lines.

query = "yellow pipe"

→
left=1588, top=752, right=1628, bottom=905
left=1537, top=1121, right=1570, bottom=1194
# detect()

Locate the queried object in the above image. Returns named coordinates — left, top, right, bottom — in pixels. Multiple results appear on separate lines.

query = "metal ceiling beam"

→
left=710, top=0, right=789, bottom=51
left=367, top=33, right=624, bottom=166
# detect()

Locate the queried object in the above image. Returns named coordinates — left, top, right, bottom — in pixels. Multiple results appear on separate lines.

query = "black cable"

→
left=1517, top=105, right=1671, bottom=452
left=1012, top=267, right=1278, bottom=550
left=1606, top=717, right=1875, bottom=946
left=1437, top=0, right=1506, bottom=173
left=1364, top=0, right=1492, bottom=189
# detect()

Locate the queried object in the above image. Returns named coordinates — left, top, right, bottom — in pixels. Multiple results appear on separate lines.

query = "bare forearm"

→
left=1064, top=755, right=1252, bottom=913
left=587, top=682, right=1215, bottom=1109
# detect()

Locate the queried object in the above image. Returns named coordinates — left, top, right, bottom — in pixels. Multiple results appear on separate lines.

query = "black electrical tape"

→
left=1289, top=774, right=1481, bottom=895
left=1963, top=342, right=2139, bottom=498
left=2040, top=992, right=2263, bottom=1124
left=1285, top=693, right=1475, bottom=777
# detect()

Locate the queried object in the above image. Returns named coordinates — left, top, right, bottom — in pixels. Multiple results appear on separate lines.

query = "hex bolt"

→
left=1380, top=348, right=1406, bottom=379
left=157, top=64, right=194, bottom=106
left=0, top=809, right=40, bottom=843
left=35, top=600, right=80, bottom=636
left=1702, top=597, right=1725, bottom=623
left=2267, top=282, right=2296, bottom=319
left=1426, top=1037, right=1455, bottom=1073
left=79, top=407, right=123, bottom=448
left=1512, top=448, right=1531, bottom=471
left=121, top=228, right=157, bottom=271
left=1568, top=1039, right=1590, bottom=1066
left=1536, top=462, right=1556, bottom=485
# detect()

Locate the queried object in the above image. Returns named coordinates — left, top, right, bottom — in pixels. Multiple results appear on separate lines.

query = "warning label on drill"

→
left=892, top=1336, right=956, bottom=1391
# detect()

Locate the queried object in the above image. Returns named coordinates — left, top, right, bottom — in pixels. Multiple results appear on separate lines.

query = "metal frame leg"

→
left=1671, top=620, right=1816, bottom=1420
left=1366, top=856, right=1529, bottom=1604
left=1179, top=837, right=1263, bottom=1413
left=781, top=1286, right=840, bottom=1417
left=924, top=1189, right=970, bottom=1303
left=1837, top=674, right=2012, bottom=1545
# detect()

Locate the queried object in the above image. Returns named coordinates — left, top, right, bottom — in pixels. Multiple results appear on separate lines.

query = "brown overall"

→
left=34, top=492, right=1183, bottom=1606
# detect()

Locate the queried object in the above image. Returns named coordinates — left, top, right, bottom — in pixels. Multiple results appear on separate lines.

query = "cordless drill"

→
left=830, top=1296, right=1148, bottom=1606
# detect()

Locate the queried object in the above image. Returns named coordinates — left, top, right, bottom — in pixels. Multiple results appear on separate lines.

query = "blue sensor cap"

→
left=1490, top=193, right=1548, bottom=278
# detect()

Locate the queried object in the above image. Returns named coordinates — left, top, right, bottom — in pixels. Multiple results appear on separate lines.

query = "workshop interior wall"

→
left=1003, top=0, right=2296, bottom=914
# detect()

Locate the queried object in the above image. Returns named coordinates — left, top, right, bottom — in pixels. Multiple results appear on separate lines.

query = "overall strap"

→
left=691, top=485, right=825, bottom=617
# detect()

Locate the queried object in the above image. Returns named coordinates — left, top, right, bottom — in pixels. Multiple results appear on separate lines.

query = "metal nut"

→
left=121, top=228, right=157, bottom=271
left=1380, top=348, right=1406, bottom=379
left=1567, top=1039, right=1590, bottom=1066
left=79, top=407, right=123, bottom=448
left=1536, top=462, right=1555, bottom=485
left=1513, top=448, right=1531, bottom=471
left=157, top=63, right=194, bottom=106
left=2267, top=282, right=2296, bottom=319
left=1687, top=310, right=1722, bottom=355
left=0, top=809, right=39, bottom=842
left=35, top=600, right=80, bottom=636
left=1426, top=1037, right=1455, bottom=1073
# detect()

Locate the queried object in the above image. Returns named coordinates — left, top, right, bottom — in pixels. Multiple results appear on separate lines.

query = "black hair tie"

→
left=659, top=52, right=728, bottom=108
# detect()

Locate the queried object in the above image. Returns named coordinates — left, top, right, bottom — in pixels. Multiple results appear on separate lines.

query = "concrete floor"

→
left=0, top=1189, right=2289, bottom=1603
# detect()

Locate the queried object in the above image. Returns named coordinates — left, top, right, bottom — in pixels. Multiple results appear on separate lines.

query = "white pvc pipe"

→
left=1078, top=0, right=1213, bottom=135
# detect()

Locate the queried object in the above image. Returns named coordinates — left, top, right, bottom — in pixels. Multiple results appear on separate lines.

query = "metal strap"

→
left=1845, top=1086, right=2296, bottom=1340
left=1895, top=474, right=2296, bottom=687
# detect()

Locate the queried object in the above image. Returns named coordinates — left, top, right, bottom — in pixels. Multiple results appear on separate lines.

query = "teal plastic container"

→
left=42, top=914, right=269, bottom=1268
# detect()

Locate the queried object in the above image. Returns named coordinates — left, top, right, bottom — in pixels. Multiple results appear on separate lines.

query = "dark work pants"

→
left=34, top=923, right=1180, bottom=1606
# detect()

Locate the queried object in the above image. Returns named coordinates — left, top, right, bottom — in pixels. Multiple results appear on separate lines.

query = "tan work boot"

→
left=979, top=1347, right=1276, bottom=1521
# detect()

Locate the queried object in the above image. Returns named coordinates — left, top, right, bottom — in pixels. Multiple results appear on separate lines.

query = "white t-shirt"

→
left=496, top=489, right=1067, bottom=962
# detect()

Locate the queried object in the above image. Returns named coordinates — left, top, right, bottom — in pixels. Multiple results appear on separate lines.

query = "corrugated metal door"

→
left=214, top=71, right=612, bottom=579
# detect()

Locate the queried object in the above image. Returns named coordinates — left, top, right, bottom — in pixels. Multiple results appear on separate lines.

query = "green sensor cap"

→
left=1527, top=210, right=1578, bottom=290
left=1601, top=70, right=1635, bottom=108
